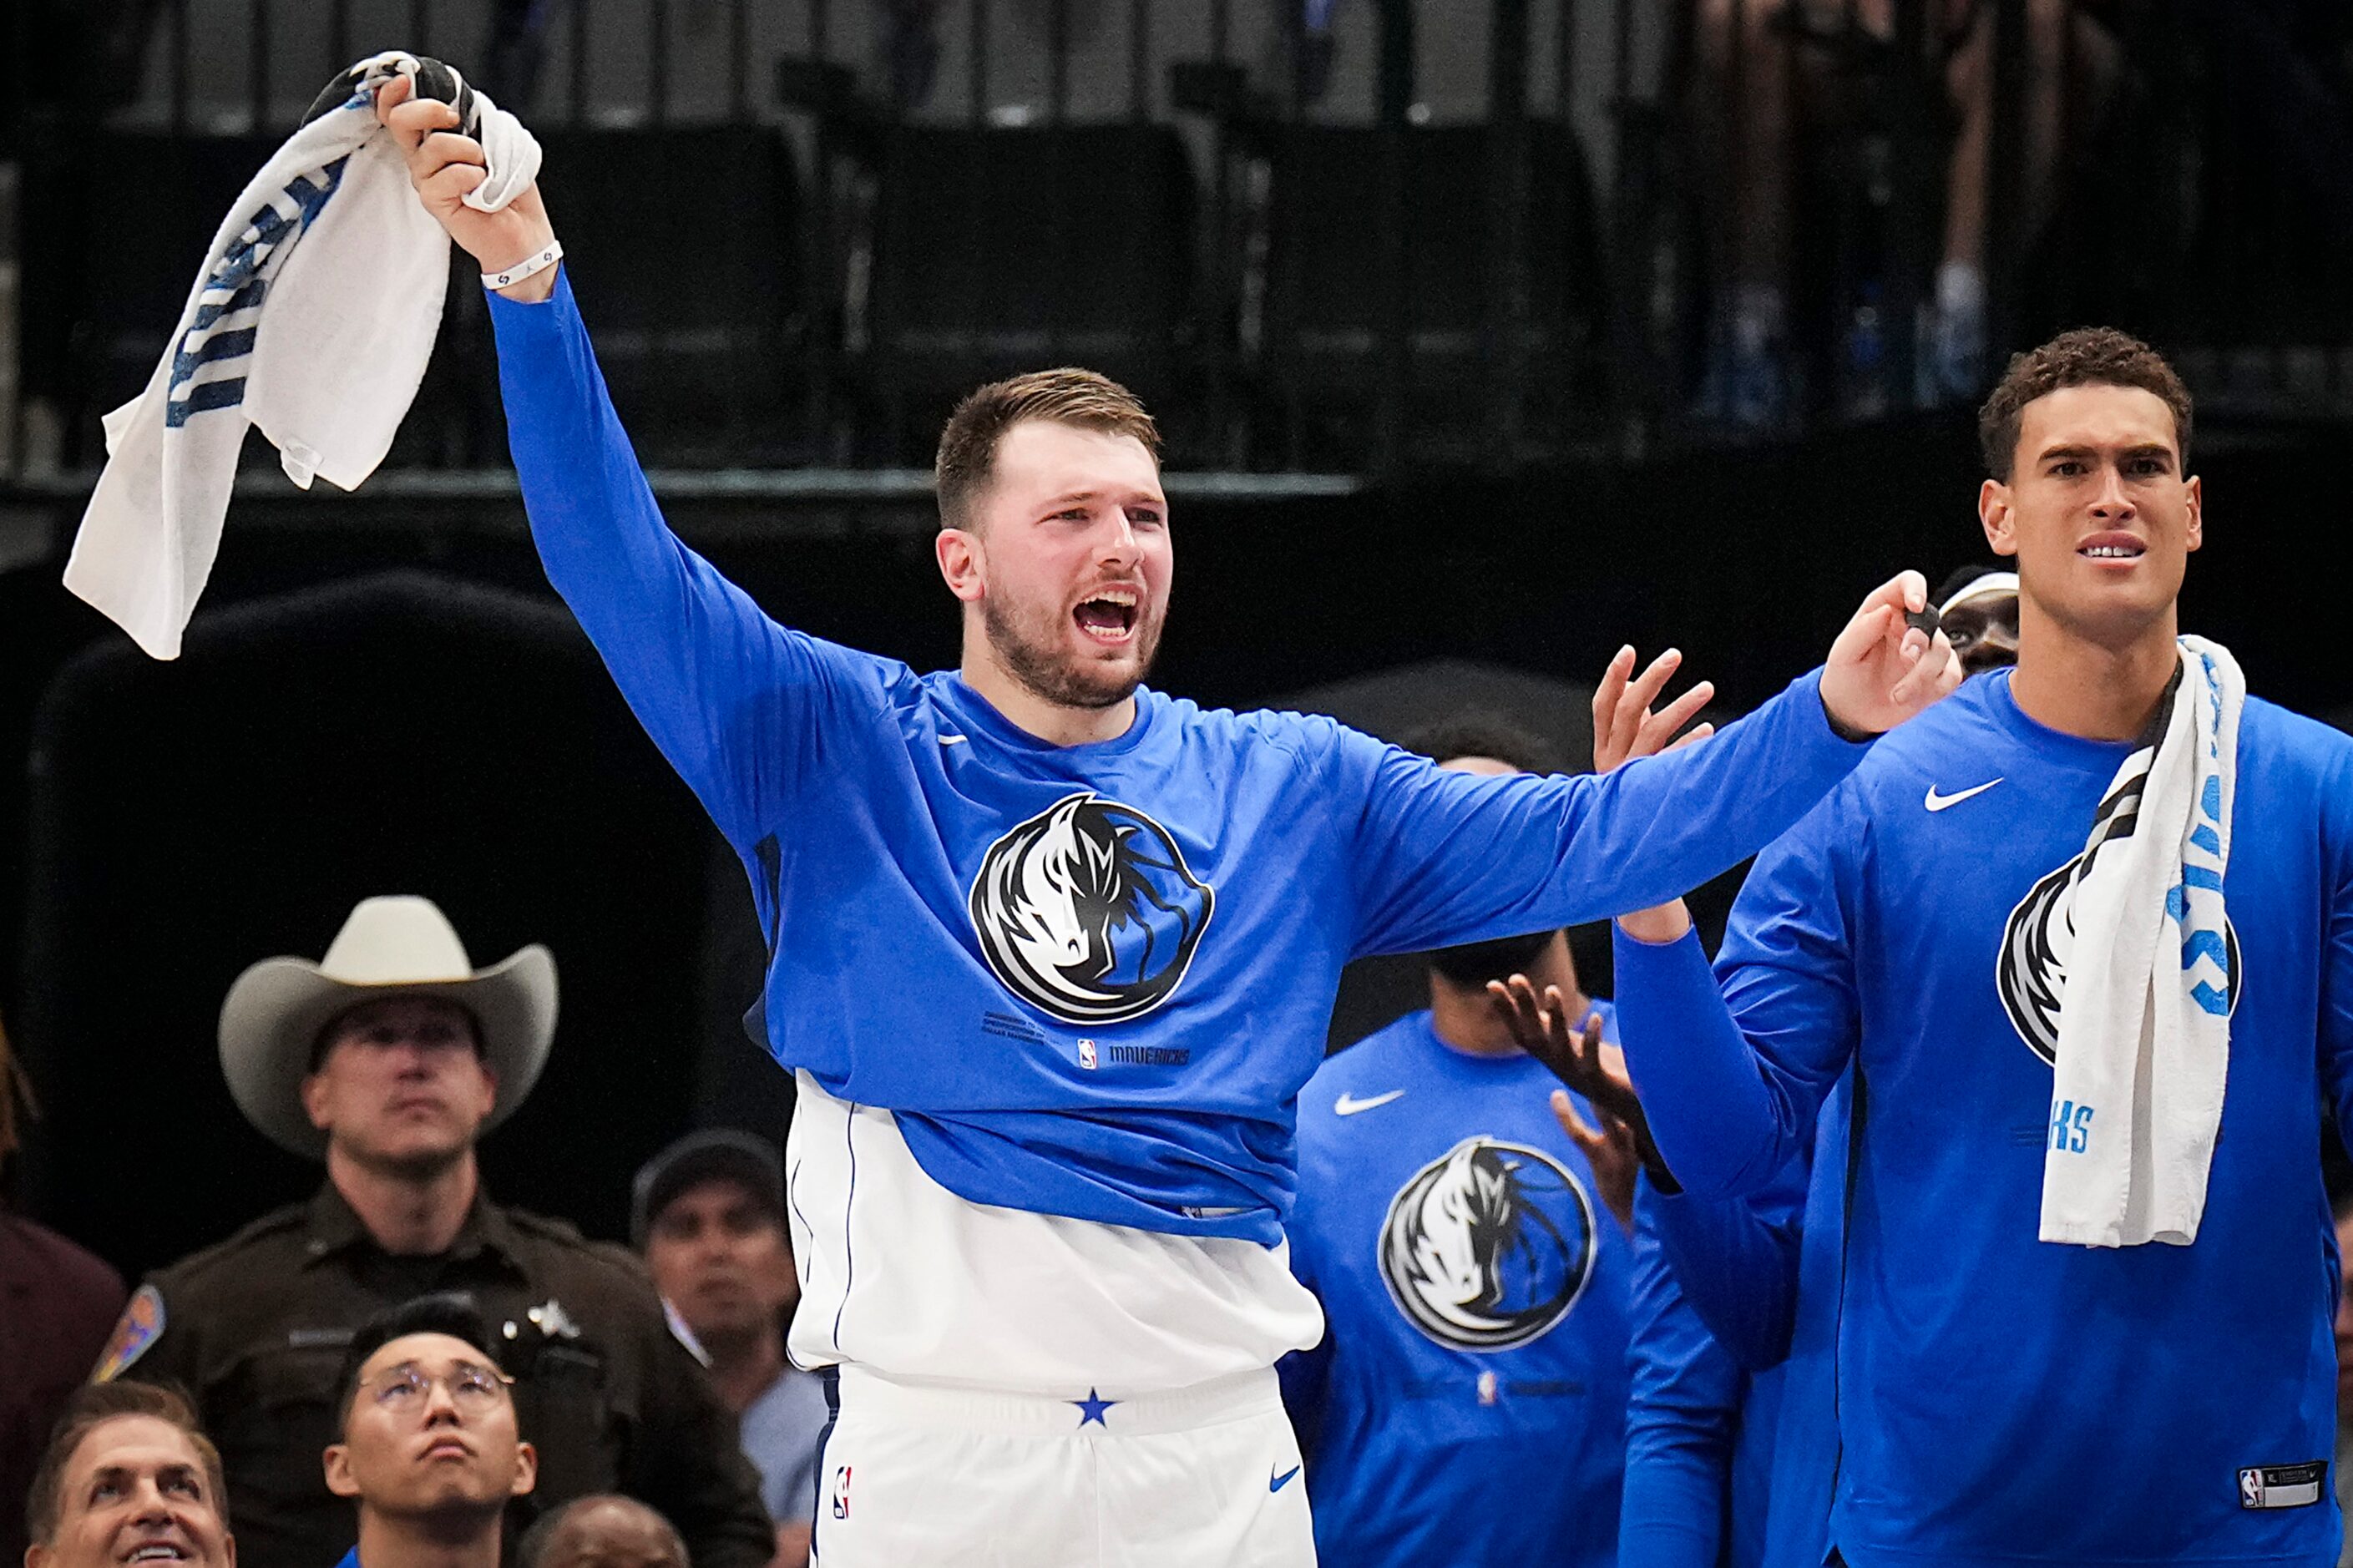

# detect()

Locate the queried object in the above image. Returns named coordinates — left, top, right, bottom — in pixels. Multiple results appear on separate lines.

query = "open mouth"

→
left=125, top=1544, right=189, bottom=1562
left=1073, top=588, right=1140, bottom=645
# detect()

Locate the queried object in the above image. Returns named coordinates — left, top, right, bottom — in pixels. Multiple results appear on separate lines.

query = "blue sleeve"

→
left=2317, top=739, right=2353, bottom=1157
left=1612, top=791, right=1866, bottom=1199
left=487, top=272, right=886, bottom=852
left=1622, top=1178, right=1746, bottom=1568
left=1343, top=671, right=1870, bottom=957
left=1645, top=1166, right=1806, bottom=1373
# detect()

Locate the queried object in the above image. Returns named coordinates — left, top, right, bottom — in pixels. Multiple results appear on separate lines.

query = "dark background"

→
left=4, top=0, right=2352, bottom=1281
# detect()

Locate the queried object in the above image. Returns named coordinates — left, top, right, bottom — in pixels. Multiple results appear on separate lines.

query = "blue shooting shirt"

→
left=488, top=272, right=1873, bottom=1246
left=1616, top=668, right=2353, bottom=1566
left=1622, top=1174, right=1779, bottom=1568
left=1283, top=1005, right=1629, bottom=1568
left=1623, top=1085, right=1845, bottom=1568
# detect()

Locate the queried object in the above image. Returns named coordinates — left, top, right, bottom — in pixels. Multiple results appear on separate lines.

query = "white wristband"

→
left=483, top=240, right=563, bottom=291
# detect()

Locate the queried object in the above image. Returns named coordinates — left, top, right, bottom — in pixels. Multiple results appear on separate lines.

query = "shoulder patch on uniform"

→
left=93, top=1285, right=166, bottom=1382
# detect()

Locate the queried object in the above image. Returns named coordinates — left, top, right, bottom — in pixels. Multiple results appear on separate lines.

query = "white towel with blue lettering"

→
left=2040, top=635, right=2244, bottom=1247
left=63, top=52, right=539, bottom=660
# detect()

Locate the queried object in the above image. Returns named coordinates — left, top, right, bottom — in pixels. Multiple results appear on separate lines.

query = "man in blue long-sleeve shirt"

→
left=1612, top=328, right=2353, bottom=1566
left=372, top=76, right=1960, bottom=1566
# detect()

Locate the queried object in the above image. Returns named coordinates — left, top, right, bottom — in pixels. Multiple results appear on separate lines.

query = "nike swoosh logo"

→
left=1270, top=1466, right=1301, bottom=1493
left=1333, top=1090, right=1405, bottom=1116
left=1924, top=778, right=2003, bottom=812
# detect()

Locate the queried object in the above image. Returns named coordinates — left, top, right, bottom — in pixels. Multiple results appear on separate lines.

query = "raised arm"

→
left=1643, top=1155, right=1809, bottom=1371
left=377, top=76, right=863, bottom=847
left=1346, top=574, right=1956, bottom=957
left=1610, top=795, right=1866, bottom=1200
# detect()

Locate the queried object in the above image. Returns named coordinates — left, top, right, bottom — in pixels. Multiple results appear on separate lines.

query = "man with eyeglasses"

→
left=326, top=1295, right=536, bottom=1568
left=102, top=898, right=771, bottom=1568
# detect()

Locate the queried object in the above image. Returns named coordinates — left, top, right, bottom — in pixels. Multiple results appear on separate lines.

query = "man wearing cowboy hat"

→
left=99, top=896, right=772, bottom=1568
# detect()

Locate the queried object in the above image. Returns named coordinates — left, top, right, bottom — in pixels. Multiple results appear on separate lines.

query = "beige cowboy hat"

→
left=218, top=896, right=558, bottom=1158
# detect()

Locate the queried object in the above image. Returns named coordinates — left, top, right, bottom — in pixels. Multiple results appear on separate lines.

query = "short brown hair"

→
left=1978, top=327, right=2194, bottom=481
left=27, top=1383, right=228, bottom=1546
left=934, top=369, right=1161, bottom=531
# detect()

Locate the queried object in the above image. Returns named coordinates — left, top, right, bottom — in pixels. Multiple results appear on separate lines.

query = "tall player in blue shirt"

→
left=1612, top=569, right=2021, bottom=1568
left=377, top=78, right=1961, bottom=1566
left=1612, top=328, right=2353, bottom=1566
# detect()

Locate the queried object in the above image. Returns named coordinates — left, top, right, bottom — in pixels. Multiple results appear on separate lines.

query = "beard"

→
left=982, top=585, right=1164, bottom=711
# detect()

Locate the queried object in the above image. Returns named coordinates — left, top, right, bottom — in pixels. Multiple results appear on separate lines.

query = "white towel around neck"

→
left=2038, top=635, right=2244, bottom=1248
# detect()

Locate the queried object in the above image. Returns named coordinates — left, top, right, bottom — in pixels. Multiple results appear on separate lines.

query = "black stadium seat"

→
left=1259, top=122, right=1604, bottom=465
left=529, top=124, right=805, bottom=465
left=44, top=133, right=287, bottom=463
left=859, top=124, right=1198, bottom=459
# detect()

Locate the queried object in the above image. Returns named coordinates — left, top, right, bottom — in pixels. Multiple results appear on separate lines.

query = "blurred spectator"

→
left=1692, top=0, right=2114, bottom=422
left=1279, top=702, right=1693, bottom=1568
left=514, top=1496, right=688, bottom=1568
left=23, top=1383, right=234, bottom=1568
left=101, top=895, right=772, bottom=1568
left=1933, top=564, right=2021, bottom=674
left=633, top=1130, right=826, bottom=1567
left=324, top=1294, right=536, bottom=1568
left=1, top=1013, right=130, bottom=1568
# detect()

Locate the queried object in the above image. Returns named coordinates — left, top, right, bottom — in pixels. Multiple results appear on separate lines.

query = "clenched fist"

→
left=375, top=73, right=559, bottom=301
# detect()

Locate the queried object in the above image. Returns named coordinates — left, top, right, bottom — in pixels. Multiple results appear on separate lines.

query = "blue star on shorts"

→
left=1072, top=1388, right=1117, bottom=1427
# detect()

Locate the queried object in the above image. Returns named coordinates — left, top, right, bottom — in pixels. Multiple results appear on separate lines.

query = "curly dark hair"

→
left=1977, top=327, right=2194, bottom=482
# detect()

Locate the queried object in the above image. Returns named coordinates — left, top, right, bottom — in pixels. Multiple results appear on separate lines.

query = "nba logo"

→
left=2239, top=1469, right=2263, bottom=1509
left=1476, top=1370, right=1499, bottom=1406
left=1078, top=1039, right=1098, bottom=1070
left=831, top=1465, right=852, bottom=1520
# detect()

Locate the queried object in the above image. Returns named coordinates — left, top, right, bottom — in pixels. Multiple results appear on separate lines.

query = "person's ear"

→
left=510, top=1442, right=538, bottom=1500
left=221, top=1531, right=236, bottom=1568
left=2183, top=473, right=2203, bottom=553
left=1980, top=478, right=2017, bottom=558
left=936, top=528, right=987, bottom=604
left=472, top=1060, right=498, bottom=1119
left=300, top=1070, right=334, bottom=1131
left=28, top=1539, right=53, bottom=1568
left=322, top=1444, right=360, bottom=1500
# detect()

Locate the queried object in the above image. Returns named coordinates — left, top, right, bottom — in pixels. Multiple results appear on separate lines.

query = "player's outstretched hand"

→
left=1592, top=645, right=1715, bottom=772
left=1819, top=569, right=1964, bottom=736
left=1486, top=975, right=1679, bottom=1197
left=375, top=73, right=559, bottom=299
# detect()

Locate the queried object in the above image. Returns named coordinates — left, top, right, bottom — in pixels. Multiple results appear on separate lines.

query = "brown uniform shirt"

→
left=113, top=1184, right=772, bottom=1568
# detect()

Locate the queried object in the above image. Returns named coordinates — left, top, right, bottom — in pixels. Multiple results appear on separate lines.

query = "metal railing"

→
left=5, top=0, right=2353, bottom=488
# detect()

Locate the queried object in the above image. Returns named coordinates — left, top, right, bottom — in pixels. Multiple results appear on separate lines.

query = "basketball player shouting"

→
left=377, top=76, right=1960, bottom=1565
left=1612, top=330, right=2353, bottom=1565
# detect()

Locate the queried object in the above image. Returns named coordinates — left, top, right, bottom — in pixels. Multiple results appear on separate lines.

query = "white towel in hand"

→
left=2039, top=635, right=2244, bottom=1248
left=63, top=52, right=539, bottom=660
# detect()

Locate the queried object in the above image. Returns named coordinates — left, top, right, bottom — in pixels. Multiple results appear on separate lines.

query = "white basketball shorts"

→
left=807, top=1364, right=1314, bottom=1568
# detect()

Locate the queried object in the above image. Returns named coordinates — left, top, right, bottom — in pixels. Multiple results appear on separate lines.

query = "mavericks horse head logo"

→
left=969, top=792, right=1214, bottom=1025
left=1378, top=1137, right=1596, bottom=1351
